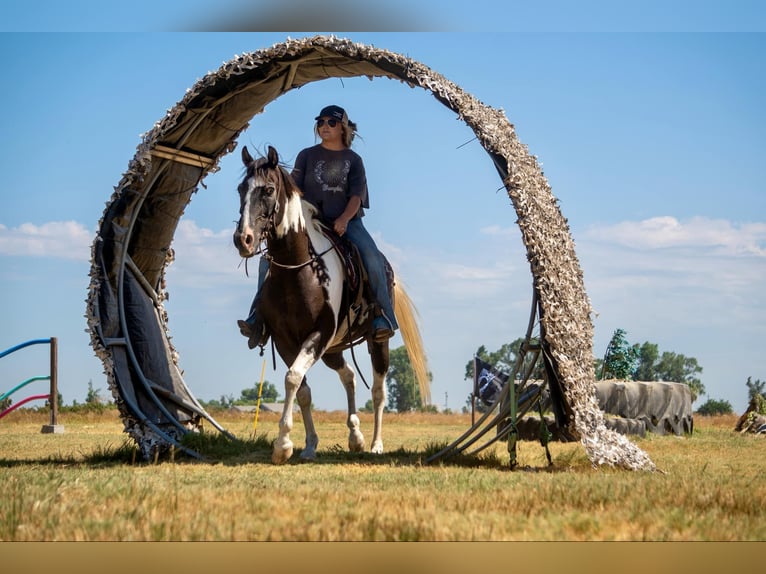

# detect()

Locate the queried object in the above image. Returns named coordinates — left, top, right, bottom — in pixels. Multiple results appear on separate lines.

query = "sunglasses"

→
left=316, top=118, right=339, bottom=128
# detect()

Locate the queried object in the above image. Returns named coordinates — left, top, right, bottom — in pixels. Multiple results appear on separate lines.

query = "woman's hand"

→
left=334, top=215, right=351, bottom=236
left=334, top=196, right=362, bottom=236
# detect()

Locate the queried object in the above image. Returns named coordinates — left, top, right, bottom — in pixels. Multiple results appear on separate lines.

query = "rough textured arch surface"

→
left=86, top=35, right=654, bottom=470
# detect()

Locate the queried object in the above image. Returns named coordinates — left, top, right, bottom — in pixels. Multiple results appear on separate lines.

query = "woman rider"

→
left=238, top=104, right=398, bottom=347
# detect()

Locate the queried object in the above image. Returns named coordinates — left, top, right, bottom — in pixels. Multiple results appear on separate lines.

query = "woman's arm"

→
left=333, top=195, right=362, bottom=236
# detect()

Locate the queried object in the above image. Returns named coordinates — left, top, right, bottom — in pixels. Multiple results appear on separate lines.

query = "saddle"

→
left=320, top=225, right=363, bottom=297
left=316, top=222, right=395, bottom=349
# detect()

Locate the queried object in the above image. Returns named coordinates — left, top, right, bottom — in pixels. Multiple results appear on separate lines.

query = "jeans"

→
left=345, top=218, right=398, bottom=330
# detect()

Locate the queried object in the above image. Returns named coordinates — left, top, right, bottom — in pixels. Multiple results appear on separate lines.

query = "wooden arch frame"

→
left=86, top=36, right=653, bottom=469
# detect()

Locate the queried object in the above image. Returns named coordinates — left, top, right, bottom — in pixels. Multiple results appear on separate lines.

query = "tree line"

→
left=200, top=330, right=763, bottom=415
left=463, top=328, right=763, bottom=416
left=23, top=331, right=756, bottom=417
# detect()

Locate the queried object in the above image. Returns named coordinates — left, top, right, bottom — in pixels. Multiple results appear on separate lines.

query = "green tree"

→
left=633, top=342, right=660, bottom=381
left=654, top=352, right=705, bottom=400
left=236, top=381, right=279, bottom=404
left=599, top=328, right=639, bottom=380
left=630, top=341, right=705, bottom=401
left=386, top=346, right=430, bottom=412
left=197, top=395, right=235, bottom=409
left=85, top=380, right=103, bottom=405
left=696, top=398, right=733, bottom=416
left=746, top=377, right=765, bottom=401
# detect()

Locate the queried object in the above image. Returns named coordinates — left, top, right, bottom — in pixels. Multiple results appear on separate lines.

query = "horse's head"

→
left=233, top=145, right=290, bottom=258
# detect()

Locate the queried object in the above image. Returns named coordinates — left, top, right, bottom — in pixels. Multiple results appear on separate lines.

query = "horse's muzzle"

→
left=233, top=229, right=256, bottom=258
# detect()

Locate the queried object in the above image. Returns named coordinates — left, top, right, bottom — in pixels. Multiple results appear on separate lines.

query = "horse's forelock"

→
left=241, top=149, right=301, bottom=200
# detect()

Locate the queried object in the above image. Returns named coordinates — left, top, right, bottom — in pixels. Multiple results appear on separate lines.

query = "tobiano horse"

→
left=233, top=145, right=430, bottom=464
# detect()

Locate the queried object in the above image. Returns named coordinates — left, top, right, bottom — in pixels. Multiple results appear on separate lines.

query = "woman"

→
left=238, top=104, right=397, bottom=347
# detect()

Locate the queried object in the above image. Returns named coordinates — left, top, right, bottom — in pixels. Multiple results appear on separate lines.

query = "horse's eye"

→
left=263, top=185, right=276, bottom=196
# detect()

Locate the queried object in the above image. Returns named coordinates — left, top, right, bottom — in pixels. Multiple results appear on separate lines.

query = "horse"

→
left=232, top=145, right=430, bottom=464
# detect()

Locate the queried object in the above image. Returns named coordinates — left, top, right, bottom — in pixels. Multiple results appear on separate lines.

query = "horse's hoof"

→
left=272, top=441, right=293, bottom=464
left=370, top=441, right=384, bottom=455
left=349, top=430, right=365, bottom=453
left=299, top=449, right=317, bottom=461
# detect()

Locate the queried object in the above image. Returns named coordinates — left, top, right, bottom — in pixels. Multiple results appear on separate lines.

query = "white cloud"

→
left=582, top=216, right=766, bottom=256
left=575, top=215, right=766, bottom=370
left=0, top=221, right=93, bottom=261
left=166, top=219, right=245, bottom=287
left=480, top=224, right=516, bottom=237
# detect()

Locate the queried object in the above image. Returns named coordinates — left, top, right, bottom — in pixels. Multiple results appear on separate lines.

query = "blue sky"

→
left=2, top=1, right=766, bottom=32
left=1, top=30, right=764, bottom=416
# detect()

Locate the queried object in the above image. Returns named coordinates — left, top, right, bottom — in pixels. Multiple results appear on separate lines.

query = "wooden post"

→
left=41, top=337, right=64, bottom=434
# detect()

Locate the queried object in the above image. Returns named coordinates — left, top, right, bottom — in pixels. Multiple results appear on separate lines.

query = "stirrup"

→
left=372, top=316, right=394, bottom=342
left=237, top=319, right=269, bottom=349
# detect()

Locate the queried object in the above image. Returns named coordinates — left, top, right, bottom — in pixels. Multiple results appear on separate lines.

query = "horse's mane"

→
left=246, top=148, right=303, bottom=198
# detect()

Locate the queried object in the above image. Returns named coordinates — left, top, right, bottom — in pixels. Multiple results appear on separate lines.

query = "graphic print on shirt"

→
left=313, top=159, right=351, bottom=197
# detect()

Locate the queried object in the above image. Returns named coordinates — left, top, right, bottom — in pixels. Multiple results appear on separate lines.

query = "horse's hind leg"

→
left=369, top=342, right=390, bottom=454
left=323, top=353, right=365, bottom=453
left=296, top=377, right=319, bottom=460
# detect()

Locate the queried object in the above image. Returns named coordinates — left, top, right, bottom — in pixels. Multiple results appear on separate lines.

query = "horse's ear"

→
left=267, top=145, right=279, bottom=168
left=241, top=145, right=253, bottom=166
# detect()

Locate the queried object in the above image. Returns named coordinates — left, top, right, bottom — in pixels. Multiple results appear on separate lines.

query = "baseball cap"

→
left=315, top=105, right=348, bottom=124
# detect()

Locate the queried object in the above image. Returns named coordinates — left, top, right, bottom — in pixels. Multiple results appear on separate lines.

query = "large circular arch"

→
left=86, top=35, right=653, bottom=469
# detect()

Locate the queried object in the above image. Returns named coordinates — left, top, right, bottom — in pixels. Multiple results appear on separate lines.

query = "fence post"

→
left=41, top=337, right=64, bottom=434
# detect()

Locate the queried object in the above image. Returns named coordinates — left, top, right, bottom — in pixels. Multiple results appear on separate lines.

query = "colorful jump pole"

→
left=0, top=337, right=63, bottom=433
left=251, top=360, right=267, bottom=438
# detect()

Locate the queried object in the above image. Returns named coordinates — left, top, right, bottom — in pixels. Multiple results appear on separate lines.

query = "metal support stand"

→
left=427, top=288, right=560, bottom=469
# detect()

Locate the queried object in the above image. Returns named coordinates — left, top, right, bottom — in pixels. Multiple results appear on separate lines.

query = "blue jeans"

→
left=345, top=218, right=398, bottom=330
left=246, top=219, right=397, bottom=330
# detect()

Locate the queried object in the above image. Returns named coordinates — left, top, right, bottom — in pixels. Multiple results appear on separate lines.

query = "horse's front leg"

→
left=369, top=342, right=390, bottom=455
left=274, top=340, right=320, bottom=464
left=323, top=353, right=364, bottom=453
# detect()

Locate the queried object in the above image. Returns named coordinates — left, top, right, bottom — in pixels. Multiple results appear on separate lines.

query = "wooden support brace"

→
left=150, top=145, right=215, bottom=169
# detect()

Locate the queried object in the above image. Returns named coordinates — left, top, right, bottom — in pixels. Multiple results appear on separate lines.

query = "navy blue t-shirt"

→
left=291, top=144, right=369, bottom=221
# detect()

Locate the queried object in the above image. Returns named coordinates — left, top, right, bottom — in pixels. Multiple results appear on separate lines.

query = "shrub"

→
left=696, top=398, right=733, bottom=416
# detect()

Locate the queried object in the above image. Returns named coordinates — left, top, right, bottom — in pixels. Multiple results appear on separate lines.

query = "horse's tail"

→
left=393, top=282, right=431, bottom=406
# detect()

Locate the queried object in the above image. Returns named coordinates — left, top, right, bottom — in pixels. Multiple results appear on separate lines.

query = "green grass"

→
left=0, top=409, right=764, bottom=541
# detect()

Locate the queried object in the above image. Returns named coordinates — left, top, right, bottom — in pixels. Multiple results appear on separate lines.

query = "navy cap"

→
left=315, top=105, right=347, bottom=124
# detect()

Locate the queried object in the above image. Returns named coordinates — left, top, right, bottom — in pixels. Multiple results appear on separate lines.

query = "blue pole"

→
left=0, top=338, right=53, bottom=360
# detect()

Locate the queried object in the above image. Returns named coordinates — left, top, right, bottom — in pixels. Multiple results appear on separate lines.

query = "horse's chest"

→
left=264, top=272, right=337, bottom=318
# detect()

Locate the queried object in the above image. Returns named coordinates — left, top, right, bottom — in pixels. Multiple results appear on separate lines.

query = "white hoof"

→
left=349, top=429, right=365, bottom=453
left=272, top=439, right=294, bottom=464
left=370, top=440, right=384, bottom=455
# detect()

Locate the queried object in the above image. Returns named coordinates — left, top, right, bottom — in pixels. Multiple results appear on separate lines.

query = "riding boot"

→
left=237, top=298, right=269, bottom=349
left=372, top=310, right=395, bottom=342
left=237, top=257, right=270, bottom=349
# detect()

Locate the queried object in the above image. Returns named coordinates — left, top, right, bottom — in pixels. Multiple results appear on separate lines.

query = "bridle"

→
left=241, top=164, right=336, bottom=272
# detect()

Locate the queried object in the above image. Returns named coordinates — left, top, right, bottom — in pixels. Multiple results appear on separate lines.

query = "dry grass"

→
left=1, top=409, right=764, bottom=541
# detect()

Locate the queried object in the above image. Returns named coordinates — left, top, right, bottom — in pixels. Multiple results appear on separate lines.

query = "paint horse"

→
left=233, top=145, right=429, bottom=464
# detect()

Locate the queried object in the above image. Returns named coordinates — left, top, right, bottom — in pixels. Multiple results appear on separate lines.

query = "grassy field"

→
left=1, top=408, right=764, bottom=542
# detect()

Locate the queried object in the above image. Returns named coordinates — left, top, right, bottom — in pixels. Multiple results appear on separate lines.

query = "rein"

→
left=264, top=244, right=335, bottom=271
